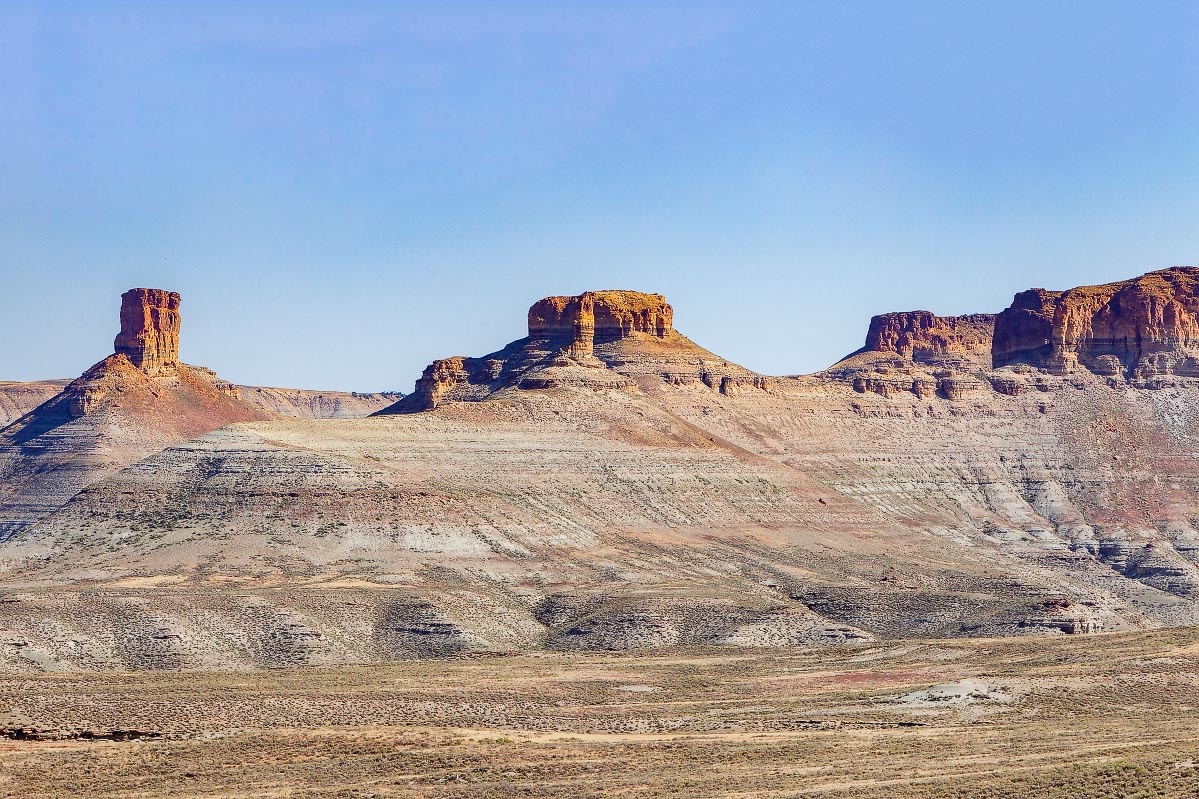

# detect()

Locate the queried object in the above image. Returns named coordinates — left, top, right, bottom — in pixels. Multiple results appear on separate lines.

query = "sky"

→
left=3, top=1, right=1199, bottom=391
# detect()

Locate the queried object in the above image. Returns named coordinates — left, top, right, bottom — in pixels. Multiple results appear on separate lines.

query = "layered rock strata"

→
left=384, top=290, right=756, bottom=413
left=864, top=311, right=995, bottom=364
left=15, top=270, right=1199, bottom=667
left=825, top=266, right=1199, bottom=398
left=0, top=381, right=69, bottom=427
left=234, top=386, right=402, bottom=419
left=993, top=266, right=1199, bottom=382
left=820, top=310, right=996, bottom=397
left=528, top=290, right=673, bottom=357
left=0, top=289, right=268, bottom=538
left=113, top=288, right=182, bottom=377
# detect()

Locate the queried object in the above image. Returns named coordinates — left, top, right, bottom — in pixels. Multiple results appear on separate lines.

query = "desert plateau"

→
left=8, top=5, right=1199, bottom=795
left=6, top=268, right=1199, bottom=795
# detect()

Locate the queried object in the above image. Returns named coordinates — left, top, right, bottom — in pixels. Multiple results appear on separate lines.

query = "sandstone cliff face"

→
left=819, top=310, right=995, bottom=397
left=991, top=289, right=1062, bottom=371
left=864, top=311, right=995, bottom=364
left=386, top=289, right=755, bottom=413
left=993, top=267, right=1199, bottom=381
left=826, top=267, right=1199, bottom=400
left=113, top=288, right=182, bottom=377
left=404, top=357, right=475, bottom=411
left=528, top=290, right=673, bottom=356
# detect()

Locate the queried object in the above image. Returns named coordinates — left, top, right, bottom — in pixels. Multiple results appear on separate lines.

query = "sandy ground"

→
left=5, top=628, right=1199, bottom=797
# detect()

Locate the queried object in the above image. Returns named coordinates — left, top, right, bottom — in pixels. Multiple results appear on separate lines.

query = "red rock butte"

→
left=528, top=290, right=672, bottom=356
left=382, top=290, right=688, bottom=413
left=113, top=288, right=182, bottom=377
left=992, top=266, right=1199, bottom=379
left=863, top=311, right=995, bottom=362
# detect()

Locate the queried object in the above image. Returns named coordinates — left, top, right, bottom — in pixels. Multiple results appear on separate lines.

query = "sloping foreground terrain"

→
left=4, top=628, right=1199, bottom=798
left=4, top=271, right=1199, bottom=668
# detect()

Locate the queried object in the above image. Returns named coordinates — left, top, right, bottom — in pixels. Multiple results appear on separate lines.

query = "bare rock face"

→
left=113, top=289, right=182, bottom=377
left=993, top=267, right=1199, bottom=381
left=389, top=290, right=701, bottom=412
left=821, top=310, right=995, bottom=398
left=864, top=311, right=994, bottom=364
left=407, top=357, right=474, bottom=411
left=528, top=290, right=673, bottom=357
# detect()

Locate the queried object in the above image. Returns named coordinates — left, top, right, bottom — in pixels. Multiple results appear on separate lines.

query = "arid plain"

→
left=7, top=270, right=1199, bottom=795
left=6, top=630, right=1199, bottom=797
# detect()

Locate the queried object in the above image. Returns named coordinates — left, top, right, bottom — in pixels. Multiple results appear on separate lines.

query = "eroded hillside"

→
left=5, top=274, right=1199, bottom=669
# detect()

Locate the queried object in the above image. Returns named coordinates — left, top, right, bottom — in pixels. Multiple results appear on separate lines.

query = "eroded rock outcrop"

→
left=528, top=290, right=673, bottom=357
left=993, top=266, right=1199, bottom=381
left=826, top=267, right=1199, bottom=397
left=864, top=311, right=995, bottom=364
left=405, top=357, right=475, bottom=411
left=66, top=289, right=243, bottom=413
left=822, top=310, right=995, bottom=398
left=113, top=289, right=182, bottom=377
left=382, top=289, right=771, bottom=413
left=0, top=289, right=269, bottom=539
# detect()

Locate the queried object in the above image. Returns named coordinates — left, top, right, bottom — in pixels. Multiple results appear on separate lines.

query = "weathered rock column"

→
left=114, top=288, right=181, bottom=376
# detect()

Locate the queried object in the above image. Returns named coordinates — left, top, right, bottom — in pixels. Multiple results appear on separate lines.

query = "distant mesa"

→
left=233, top=385, right=401, bottom=420
left=992, top=266, right=1199, bottom=382
left=823, top=266, right=1199, bottom=394
left=821, top=310, right=996, bottom=383
left=381, top=289, right=762, bottom=413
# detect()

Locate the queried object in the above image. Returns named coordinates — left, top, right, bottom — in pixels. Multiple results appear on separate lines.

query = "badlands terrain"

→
left=0, top=289, right=397, bottom=543
left=7, top=272, right=1199, bottom=666
left=5, top=269, right=1199, bottom=794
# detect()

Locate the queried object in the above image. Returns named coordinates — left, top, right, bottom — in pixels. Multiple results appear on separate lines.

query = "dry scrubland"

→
left=5, top=628, right=1199, bottom=798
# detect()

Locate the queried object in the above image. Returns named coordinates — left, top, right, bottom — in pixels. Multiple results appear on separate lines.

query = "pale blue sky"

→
left=3, top=2, right=1198, bottom=390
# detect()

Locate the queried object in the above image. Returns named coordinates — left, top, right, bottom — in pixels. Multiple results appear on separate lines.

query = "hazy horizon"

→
left=5, top=2, right=1199, bottom=391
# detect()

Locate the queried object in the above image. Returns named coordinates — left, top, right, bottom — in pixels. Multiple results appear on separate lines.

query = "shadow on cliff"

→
left=3, top=396, right=78, bottom=448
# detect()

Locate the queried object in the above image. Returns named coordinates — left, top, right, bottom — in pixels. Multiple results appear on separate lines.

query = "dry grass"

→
left=5, top=628, right=1199, bottom=797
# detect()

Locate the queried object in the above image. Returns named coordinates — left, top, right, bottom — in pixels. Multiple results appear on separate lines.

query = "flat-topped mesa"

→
left=992, top=267, right=1199, bottom=381
left=384, top=290, right=706, bottom=414
left=863, top=311, right=995, bottom=364
left=528, top=291, right=672, bottom=357
left=113, top=288, right=181, bottom=377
